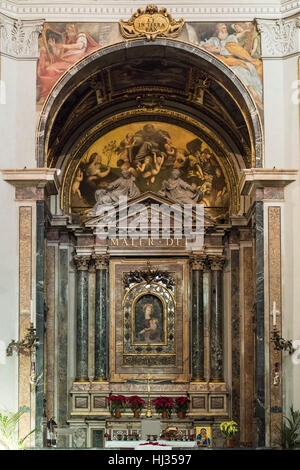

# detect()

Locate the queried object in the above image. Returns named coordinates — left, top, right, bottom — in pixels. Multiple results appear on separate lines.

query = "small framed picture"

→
left=196, top=426, right=212, bottom=447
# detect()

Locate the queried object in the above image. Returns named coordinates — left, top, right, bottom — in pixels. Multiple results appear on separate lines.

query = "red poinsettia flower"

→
left=106, top=395, right=127, bottom=412
left=152, top=396, right=174, bottom=413
left=174, top=396, right=190, bottom=412
left=127, top=396, right=146, bottom=411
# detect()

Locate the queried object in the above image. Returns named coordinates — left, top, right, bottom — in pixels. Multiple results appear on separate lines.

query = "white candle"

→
left=273, top=301, right=276, bottom=326
left=30, top=299, right=34, bottom=323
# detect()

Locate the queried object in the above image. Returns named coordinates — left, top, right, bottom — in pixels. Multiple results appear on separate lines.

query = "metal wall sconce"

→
left=6, top=323, right=39, bottom=356
left=271, top=326, right=295, bottom=355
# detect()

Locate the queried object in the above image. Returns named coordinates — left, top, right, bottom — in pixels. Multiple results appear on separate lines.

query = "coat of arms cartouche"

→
left=119, top=5, right=185, bottom=41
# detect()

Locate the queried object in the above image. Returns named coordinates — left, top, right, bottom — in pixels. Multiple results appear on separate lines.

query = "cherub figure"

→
left=136, top=156, right=154, bottom=186
left=150, top=153, right=165, bottom=183
left=72, top=168, right=84, bottom=199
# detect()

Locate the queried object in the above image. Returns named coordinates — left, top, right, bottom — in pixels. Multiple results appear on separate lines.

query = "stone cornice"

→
left=0, top=0, right=292, bottom=22
left=239, top=168, right=298, bottom=196
left=1, top=168, right=59, bottom=193
left=0, top=11, right=44, bottom=58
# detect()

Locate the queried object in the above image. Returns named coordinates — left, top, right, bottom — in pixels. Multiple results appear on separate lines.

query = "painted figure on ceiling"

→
left=37, top=23, right=101, bottom=104
left=200, top=23, right=263, bottom=110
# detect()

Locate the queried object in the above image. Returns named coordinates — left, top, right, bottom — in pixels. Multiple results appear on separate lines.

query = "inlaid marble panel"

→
left=18, top=206, right=32, bottom=441
left=268, top=206, right=282, bottom=447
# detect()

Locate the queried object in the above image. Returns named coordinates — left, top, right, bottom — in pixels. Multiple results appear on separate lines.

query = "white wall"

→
left=264, top=54, right=300, bottom=413
left=0, top=55, right=37, bottom=412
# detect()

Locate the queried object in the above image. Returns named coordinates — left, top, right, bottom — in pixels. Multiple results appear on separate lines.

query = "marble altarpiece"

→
left=2, top=5, right=298, bottom=450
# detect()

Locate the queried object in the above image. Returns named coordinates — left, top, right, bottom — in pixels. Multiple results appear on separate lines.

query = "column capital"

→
left=73, top=255, right=90, bottom=271
left=256, top=17, right=300, bottom=58
left=92, top=254, right=109, bottom=270
left=0, top=13, right=44, bottom=59
left=190, top=254, right=207, bottom=270
left=208, top=255, right=225, bottom=271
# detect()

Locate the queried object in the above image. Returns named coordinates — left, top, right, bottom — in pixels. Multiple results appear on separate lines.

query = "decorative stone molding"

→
left=239, top=168, right=298, bottom=197
left=0, top=12, right=44, bottom=59
left=256, top=17, right=300, bottom=57
left=190, top=254, right=207, bottom=270
left=73, top=255, right=91, bottom=271
left=0, top=1, right=294, bottom=22
left=92, top=254, right=109, bottom=270
left=208, top=255, right=225, bottom=271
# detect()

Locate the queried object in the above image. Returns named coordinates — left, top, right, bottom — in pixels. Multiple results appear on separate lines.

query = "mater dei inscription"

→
left=108, top=237, right=186, bottom=247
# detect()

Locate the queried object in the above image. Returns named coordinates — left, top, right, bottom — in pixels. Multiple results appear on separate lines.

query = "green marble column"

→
left=209, top=255, right=225, bottom=382
left=93, top=255, right=109, bottom=382
left=190, top=255, right=206, bottom=381
left=74, top=255, right=90, bottom=382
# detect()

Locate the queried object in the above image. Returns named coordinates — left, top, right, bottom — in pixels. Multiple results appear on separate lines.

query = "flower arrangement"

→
left=127, top=396, right=146, bottom=412
left=152, top=397, right=174, bottom=417
left=174, top=397, right=190, bottom=414
left=107, top=395, right=127, bottom=416
left=220, top=421, right=239, bottom=440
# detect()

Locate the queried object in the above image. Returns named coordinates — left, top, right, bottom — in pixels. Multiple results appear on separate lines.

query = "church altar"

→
left=105, top=440, right=197, bottom=450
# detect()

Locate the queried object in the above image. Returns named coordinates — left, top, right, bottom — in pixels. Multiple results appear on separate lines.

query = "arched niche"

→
left=36, top=39, right=264, bottom=220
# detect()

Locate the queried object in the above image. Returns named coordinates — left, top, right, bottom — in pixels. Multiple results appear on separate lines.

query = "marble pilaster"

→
left=240, top=168, right=298, bottom=448
left=190, top=255, right=206, bottom=381
left=35, top=200, right=45, bottom=447
left=230, top=249, right=240, bottom=425
left=93, top=255, right=109, bottom=382
left=57, top=247, right=69, bottom=430
left=209, top=256, right=225, bottom=382
left=254, top=200, right=266, bottom=447
left=1, top=168, right=59, bottom=448
left=74, top=255, right=90, bottom=382
left=45, top=245, right=55, bottom=420
left=240, top=242, right=255, bottom=447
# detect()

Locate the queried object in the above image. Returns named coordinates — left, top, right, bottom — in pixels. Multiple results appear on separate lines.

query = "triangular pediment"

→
left=85, top=190, right=215, bottom=229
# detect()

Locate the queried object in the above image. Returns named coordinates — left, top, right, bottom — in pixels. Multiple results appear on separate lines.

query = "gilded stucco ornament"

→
left=119, top=5, right=184, bottom=41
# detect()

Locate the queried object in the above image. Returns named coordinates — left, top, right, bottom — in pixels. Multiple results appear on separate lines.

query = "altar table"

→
left=105, top=440, right=197, bottom=450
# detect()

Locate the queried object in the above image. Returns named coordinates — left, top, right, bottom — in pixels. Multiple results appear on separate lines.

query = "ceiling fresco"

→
left=37, top=20, right=263, bottom=112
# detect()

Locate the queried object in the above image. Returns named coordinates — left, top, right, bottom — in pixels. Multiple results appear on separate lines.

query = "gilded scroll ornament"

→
left=119, top=5, right=184, bottom=41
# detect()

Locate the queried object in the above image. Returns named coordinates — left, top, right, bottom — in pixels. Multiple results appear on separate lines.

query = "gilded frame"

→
left=109, top=258, right=189, bottom=382
left=130, top=288, right=168, bottom=347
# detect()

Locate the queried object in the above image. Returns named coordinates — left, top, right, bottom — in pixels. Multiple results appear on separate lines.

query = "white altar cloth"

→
left=105, top=440, right=197, bottom=450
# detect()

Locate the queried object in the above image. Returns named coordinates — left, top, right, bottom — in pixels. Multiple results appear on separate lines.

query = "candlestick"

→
left=146, top=374, right=152, bottom=418
left=30, top=299, right=34, bottom=323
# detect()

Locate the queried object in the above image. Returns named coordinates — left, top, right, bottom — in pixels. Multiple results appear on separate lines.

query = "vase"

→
left=226, top=439, right=236, bottom=448
left=161, top=410, right=168, bottom=419
left=177, top=411, right=186, bottom=419
left=114, top=410, right=121, bottom=418
left=134, top=410, right=140, bottom=418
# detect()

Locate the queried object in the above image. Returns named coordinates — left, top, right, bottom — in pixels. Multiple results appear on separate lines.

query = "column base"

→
left=191, top=377, right=205, bottom=382
left=74, top=377, right=90, bottom=383
left=209, top=378, right=225, bottom=383
left=93, top=377, right=108, bottom=383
